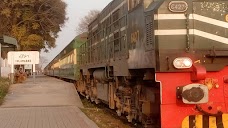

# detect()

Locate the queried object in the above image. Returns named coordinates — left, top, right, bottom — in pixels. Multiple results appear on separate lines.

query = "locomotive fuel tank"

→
left=93, top=69, right=108, bottom=83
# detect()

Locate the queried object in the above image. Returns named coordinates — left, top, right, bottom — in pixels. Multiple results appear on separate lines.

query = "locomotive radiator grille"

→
left=182, top=114, right=228, bottom=128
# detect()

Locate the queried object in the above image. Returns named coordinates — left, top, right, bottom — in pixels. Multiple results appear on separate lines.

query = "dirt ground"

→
left=80, top=97, right=142, bottom=128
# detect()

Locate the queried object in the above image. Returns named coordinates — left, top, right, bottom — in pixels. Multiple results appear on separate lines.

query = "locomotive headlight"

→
left=173, top=57, right=192, bottom=69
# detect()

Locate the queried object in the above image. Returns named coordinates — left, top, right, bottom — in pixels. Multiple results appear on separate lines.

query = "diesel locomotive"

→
left=45, top=0, right=228, bottom=127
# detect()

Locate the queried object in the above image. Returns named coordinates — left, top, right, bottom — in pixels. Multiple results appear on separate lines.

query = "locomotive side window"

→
left=112, top=9, right=120, bottom=28
left=92, top=29, right=98, bottom=43
left=114, top=32, right=120, bottom=52
left=105, top=18, right=111, bottom=35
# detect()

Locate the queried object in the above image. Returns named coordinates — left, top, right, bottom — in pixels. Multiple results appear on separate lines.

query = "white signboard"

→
left=7, top=51, right=39, bottom=65
left=7, top=51, right=39, bottom=83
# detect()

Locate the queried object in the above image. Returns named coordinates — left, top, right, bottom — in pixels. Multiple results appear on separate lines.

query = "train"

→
left=44, top=33, right=87, bottom=81
left=45, top=0, right=228, bottom=127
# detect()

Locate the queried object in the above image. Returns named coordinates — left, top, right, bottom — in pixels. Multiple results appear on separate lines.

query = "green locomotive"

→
left=46, top=0, right=228, bottom=127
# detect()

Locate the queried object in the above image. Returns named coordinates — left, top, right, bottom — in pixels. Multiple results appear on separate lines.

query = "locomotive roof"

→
left=145, top=0, right=164, bottom=12
left=58, top=32, right=87, bottom=56
left=88, top=0, right=114, bottom=27
left=0, top=35, right=18, bottom=47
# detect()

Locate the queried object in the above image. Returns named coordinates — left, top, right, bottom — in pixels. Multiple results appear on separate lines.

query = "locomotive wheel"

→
left=116, top=110, right=121, bottom=116
left=90, top=97, right=95, bottom=102
left=95, top=99, right=100, bottom=104
left=89, top=79, right=96, bottom=103
left=126, top=114, right=133, bottom=122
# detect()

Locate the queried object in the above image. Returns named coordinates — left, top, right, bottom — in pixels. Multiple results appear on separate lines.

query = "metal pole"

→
left=0, top=43, right=1, bottom=77
left=10, top=55, right=14, bottom=84
left=10, top=64, right=14, bottom=84
left=33, top=63, right=35, bottom=84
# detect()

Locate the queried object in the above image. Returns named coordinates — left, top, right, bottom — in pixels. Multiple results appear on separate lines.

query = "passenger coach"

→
left=44, top=33, right=87, bottom=81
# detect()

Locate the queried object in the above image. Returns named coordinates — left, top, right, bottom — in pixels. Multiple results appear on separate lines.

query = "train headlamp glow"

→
left=173, top=57, right=192, bottom=69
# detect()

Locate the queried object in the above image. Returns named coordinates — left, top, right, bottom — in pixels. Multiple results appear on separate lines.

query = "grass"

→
left=80, top=97, right=137, bottom=128
left=0, top=77, right=10, bottom=105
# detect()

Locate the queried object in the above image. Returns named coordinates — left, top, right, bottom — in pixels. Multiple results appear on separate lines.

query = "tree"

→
left=0, top=0, right=67, bottom=52
left=76, top=10, right=100, bottom=34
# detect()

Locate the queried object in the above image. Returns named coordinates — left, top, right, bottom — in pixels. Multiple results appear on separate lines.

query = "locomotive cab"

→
left=77, top=0, right=228, bottom=127
left=153, top=0, right=228, bottom=127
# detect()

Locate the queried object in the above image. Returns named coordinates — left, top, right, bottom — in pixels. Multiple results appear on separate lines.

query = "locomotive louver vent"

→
left=145, top=15, right=154, bottom=51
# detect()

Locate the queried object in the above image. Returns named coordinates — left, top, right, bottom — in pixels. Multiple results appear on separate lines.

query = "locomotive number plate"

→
left=226, top=14, right=228, bottom=22
left=168, top=1, right=188, bottom=12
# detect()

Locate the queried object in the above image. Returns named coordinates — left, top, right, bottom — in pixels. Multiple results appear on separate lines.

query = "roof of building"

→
left=0, top=35, right=18, bottom=47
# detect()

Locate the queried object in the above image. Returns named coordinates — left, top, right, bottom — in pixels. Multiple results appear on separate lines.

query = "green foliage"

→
left=0, top=0, right=67, bottom=51
left=0, top=77, right=10, bottom=105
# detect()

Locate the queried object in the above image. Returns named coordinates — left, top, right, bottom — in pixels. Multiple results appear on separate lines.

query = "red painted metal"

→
left=224, top=75, right=228, bottom=83
left=191, top=64, right=206, bottom=81
left=156, top=66, right=228, bottom=128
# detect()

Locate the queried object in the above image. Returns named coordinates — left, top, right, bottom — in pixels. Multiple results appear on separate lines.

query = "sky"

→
left=41, top=0, right=112, bottom=67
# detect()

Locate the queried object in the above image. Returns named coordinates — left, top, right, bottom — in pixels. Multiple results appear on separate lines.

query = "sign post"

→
left=8, top=51, right=39, bottom=84
left=0, top=43, right=1, bottom=77
left=10, top=55, right=14, bottom=84
left=33, top=63, right=35, bottom=83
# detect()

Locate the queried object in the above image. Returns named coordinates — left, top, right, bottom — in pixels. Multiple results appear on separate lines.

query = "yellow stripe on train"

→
left=223, top=114, right=228, bottom=128
left=209, top=116, right=217, bottom=128
left=182, top=114, right=228, bottom=128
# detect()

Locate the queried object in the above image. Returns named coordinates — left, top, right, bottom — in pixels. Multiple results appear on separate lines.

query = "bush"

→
left=0, top=77, right=10, bottom=105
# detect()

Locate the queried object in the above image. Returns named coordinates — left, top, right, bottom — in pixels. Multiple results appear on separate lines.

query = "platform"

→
left=0, top=75, right=98, bottom=128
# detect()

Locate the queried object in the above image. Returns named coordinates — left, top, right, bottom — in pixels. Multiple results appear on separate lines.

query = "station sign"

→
left=7, top=51, right=39, bottom=65
left=7, top=51, right=40, bottom=83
